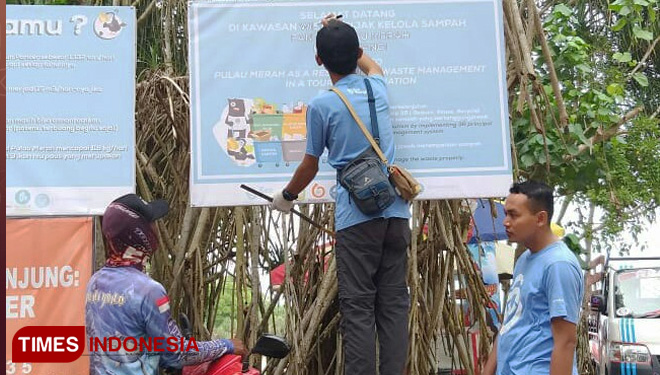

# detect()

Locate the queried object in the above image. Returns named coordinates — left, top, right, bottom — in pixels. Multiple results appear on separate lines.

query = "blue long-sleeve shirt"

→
left=85, top=266, right=233, bottom=375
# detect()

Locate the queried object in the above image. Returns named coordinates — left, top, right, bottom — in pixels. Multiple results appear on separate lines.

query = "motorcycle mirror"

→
left=251, top=334, right=290, bottom=359
left=179, top=313, right=193, bottom=339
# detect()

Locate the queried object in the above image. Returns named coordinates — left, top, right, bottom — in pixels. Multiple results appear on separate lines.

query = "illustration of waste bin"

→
left=282, top=112, right=306, bottom=140
left=252, top=113, right=283, bottom=140
left=254, top=140, right=282, bottom=167
left=281, top=140, right=306, bottom=165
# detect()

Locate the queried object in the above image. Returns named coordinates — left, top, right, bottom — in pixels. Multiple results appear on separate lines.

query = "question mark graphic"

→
left=70, top=15, right=88, bottom=36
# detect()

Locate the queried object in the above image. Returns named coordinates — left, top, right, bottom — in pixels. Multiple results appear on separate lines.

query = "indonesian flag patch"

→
left=156, top=296, right=170, bottom=313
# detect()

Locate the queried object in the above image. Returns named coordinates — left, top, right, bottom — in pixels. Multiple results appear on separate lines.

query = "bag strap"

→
left=329, top=82, right=388, bottom=164
left=364, top=79, right=380, bottom=144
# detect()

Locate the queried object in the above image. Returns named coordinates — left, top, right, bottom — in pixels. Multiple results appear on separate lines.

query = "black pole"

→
left=240, top=184, right=335, bottom=237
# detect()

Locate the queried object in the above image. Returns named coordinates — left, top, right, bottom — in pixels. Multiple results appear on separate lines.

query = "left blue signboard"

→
left=6, top=5, right=136, bottom=216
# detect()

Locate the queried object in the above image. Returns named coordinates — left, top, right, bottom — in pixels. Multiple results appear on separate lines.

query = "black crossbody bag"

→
left=331, top=79, right=396, bottom=215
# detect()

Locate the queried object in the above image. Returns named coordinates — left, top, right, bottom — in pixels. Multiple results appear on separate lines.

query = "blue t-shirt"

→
left=497, top=241, right=584, bottom=375
left=305, top=74, right=410, bottom=231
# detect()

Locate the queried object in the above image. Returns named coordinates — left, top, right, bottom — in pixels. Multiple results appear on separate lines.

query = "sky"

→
left=559, top=203, right=660, bottom=260
left=621, top=213, right=659, bottom=257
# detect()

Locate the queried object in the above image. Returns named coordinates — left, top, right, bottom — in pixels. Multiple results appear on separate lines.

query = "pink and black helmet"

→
left=101, top=193, right=169, bottom=267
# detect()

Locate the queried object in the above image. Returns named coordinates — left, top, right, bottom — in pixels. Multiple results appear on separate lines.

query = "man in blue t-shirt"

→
left=481, top=181, right=583, bottom=375
left=270, top=15, right=411, bottom=375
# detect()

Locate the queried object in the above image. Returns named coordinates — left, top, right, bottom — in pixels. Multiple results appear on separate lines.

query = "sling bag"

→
left=331, top=79, right=422, bottom=204
left=331, top=79, right=396, bottom=215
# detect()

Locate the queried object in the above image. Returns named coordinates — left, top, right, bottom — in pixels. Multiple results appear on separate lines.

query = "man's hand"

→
left=481, top=336, right=498, bottom=375
left=270, top=190, right=294, bottom=213
left=272, top=155, right=318, bottom=213
left=230, top=338, right=248, bottom=357
left=321, top=13, right=341, bottom=27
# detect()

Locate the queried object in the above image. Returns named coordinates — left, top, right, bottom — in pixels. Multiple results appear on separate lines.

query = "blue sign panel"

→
left=6, top=5, right=136, bottom=215
left=189, top=0, right=512, bottom=206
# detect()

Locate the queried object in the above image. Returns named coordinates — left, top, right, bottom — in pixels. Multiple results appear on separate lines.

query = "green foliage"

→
left=563, top=234, right=589, bottom=268
left=212, top=281, right=241, bottom=339
left=512, top=1, right=660, bottom=253
left=632, top=72, right=650, bottom=86
left=211, top=279, right=286, bottom=339
left=212, top=279, right=249, bottom=339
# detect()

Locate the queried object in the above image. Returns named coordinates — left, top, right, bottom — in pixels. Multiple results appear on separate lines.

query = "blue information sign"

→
left=189, top=0, right=512, bottom=206
left=6, top=5, right=136, bottom=215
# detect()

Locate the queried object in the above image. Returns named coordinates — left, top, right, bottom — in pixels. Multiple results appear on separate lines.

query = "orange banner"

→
left=6, top=217, right=93, bottom=375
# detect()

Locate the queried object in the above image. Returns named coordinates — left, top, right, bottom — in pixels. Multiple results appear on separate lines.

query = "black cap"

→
left=316, top=20, right=360, bottom=75
left=111, top=193, right=169, bottom=222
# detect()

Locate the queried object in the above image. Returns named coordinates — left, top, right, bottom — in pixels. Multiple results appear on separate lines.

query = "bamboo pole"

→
left=235, top=207, right=246, bottom=338
left=250, top=206, right=262, bottom=367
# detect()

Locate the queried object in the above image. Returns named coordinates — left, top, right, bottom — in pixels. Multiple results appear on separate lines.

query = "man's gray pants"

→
left=335, top=217, right=410, bottom=375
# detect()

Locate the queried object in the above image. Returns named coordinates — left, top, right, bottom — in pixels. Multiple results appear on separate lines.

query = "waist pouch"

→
left=338, top=147, right=396, bottom=215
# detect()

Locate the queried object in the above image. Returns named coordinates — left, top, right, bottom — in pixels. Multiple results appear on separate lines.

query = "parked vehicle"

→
left=588, top=257, right=660, bottom=375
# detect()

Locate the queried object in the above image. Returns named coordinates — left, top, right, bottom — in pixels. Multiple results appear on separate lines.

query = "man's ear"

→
left=537, top=210, right=549, bottom=227
left=315, top=54, right=323, bottom=66
left=357, top=47, right=364, bottom=59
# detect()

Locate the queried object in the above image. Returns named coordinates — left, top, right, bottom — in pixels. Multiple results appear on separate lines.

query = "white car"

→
left=589, top=260, right=660, bottom=375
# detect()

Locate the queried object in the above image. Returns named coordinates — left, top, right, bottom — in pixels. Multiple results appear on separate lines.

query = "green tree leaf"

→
left=632, top=72, right=649, bottom=87
left=521, top=154, right=535, bottom=168
left=632, top=27, right=654, bottom=40
left=613, top=52, right=632, bottom=63
left=564, top=234, right=586, bottom=256
left=577, top=63, right=592, bottom=73
left=595, top=91, right=615, bottom=103
left=619, top=5, right=632, bottom=15
left=607, top=83, right=625, bottom=96
left=612, top=18, right=628, bottom=31
left=554, top=3, right=574, bottom=16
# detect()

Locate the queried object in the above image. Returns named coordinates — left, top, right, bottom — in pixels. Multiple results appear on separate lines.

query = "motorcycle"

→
left=178, top=314, right=290, bottom=375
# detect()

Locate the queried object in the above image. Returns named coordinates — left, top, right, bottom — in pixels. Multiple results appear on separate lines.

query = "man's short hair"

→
left=316, top=20, right=360, bottom=75
left=509, top=180, right=554, bottom=225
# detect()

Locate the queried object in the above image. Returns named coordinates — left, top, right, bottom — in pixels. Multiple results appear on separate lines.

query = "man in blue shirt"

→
left=85, top=194, right=246, bottom=375
left=270, top=15, right=411, bottom=375
left=481, top=181, right=583, bottom=375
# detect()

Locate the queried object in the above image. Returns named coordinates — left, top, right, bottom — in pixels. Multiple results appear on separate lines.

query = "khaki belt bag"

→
left=388, top=164, right=421, bottom=201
